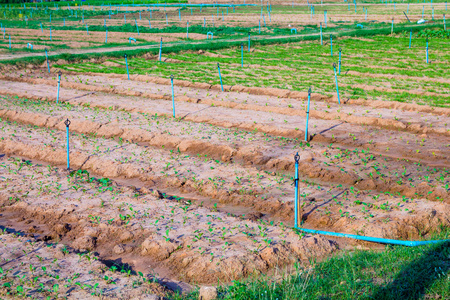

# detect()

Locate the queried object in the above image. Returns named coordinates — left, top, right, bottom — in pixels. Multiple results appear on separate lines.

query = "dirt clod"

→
left=199, top=286, right=218, bottom=300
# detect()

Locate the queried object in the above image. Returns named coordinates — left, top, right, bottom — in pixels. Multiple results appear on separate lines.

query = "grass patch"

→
left=171, top=230, right=450, bottom=299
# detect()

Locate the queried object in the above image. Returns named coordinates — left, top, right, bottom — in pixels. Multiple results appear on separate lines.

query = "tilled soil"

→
left=0, top=154, right=337, bottom=286
left=2, top=28, right=205, bottom=52
left=0, top=228, right=168, bottom=299
left=0, top=67, right=448, bottom=290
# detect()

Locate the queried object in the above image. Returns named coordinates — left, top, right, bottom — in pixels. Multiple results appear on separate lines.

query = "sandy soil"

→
left=0, top=6, right=449, bottom=292
left=0, top=73, right=448, bottom=241
left=2, top=28, right=206, bottom=52
left=0, top=153, right=337, bottom=286
left=0, top=229, right=167, bottom=299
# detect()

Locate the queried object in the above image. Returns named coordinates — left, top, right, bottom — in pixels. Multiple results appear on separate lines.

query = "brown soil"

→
left=0, top=227, right=168, bottom=298
left=0, top=8, right=449, bottom=293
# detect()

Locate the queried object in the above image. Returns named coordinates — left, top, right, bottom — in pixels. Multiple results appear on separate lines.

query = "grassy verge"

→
left=171, top=230, right=450, bottom=299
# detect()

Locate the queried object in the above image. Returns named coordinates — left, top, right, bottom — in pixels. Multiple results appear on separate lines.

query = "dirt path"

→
left=0, top=23, right=429, bottom=61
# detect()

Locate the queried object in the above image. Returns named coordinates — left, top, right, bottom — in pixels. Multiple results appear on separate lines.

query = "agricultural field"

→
left=0, top=0, right=449, bottom=299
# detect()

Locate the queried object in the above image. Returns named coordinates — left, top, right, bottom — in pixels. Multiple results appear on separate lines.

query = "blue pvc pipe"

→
left=409, top=30, right=412, bottom=48
left=170, top=75, right=175, bottom=118
left=45, top=48, right=50, bottom=73
left=125, top=54, right=130, bottom=80
left=8, top=34, right=11, bottom=49
left=66, top=122, right=70, bottom=170
left=135, top=19, right=139, bottom=35
left=218, top=63, right=224, bottom=91
left=295, top=227, right=449, bottom=247
left=248, top=33, right=250, bottom=52
left=333, top=64, right=341, bottom=104
left=330, top=35, right=333, bottom=56
left=159, top=38, right=162, bottom=61
left=305, top=88, right=311, bottom=142
left=187, top=21, right=189, bottom=39
left=241, top=42, right=243, bottom=67
left=105, top=28, right=108, bottom=43
left=294, top=153, right=299, bottom=228
left=338, top=48, right=341, bottom=74
left=56, top=73, right=61, bottom=104
left=320, top=22, right=323, bottom=45
left=426, top=39, right=429, bottom=63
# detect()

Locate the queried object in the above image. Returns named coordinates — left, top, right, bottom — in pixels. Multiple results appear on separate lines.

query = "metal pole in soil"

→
left=241, top=42, right=244, bottom=67
left=218, top=63, right=224, bottom=91
left=294, top=152, right=300, bottom=228
left=305, top=88, right=311, bottom=142
left=57, top=71, right=61, bottom=104
left=333, top=63, right=341, bottom=104
left=338, top=47, right=342, bottom=74
left=65, top=119, right=71, bottom=170
left=45, top=48, right=50, bottom=73
left=159, top=38, right=162, bottom=62
left=125, top=54, right=130, bottom=80
left=170, top=75, right=175, bottom=118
